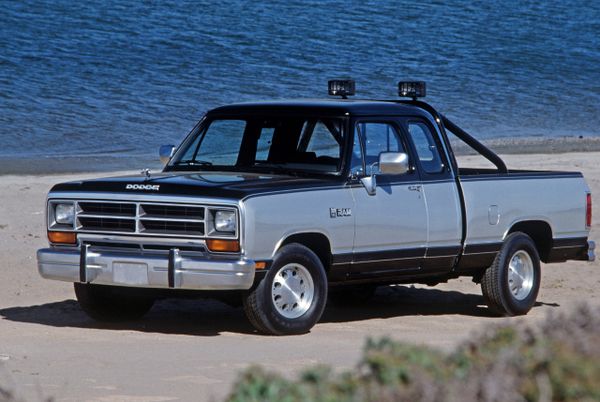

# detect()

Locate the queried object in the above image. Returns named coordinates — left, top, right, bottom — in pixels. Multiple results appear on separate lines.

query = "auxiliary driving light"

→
left=398, top=81, right=426, bottom=99
left=328, top=80, right=355, bottom=98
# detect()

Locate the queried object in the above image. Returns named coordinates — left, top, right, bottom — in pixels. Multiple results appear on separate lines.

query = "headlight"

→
left=214, top=210, right=236, bottom=233
left=55, top=203, right=75, bottom=225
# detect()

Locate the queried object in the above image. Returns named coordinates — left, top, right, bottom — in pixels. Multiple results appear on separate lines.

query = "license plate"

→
left=113, top=262, right=149, bottom=285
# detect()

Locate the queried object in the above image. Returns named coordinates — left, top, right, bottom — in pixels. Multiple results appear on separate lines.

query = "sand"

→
left=0, top=152, right=598, bottom=401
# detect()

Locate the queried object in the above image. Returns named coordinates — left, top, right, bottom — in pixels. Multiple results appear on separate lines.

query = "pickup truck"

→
left=37, top=81, right=595, bottom=335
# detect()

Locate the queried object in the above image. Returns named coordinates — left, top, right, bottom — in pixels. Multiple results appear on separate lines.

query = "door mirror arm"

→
left=360, top=174, right=377, bottom=196
left=360, top=162, right=379, bottom=196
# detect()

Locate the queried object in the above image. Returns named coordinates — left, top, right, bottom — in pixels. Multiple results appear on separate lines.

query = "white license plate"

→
left=113, top=262, right=149, bottom=285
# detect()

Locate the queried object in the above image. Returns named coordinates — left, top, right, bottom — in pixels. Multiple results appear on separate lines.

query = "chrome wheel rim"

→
left=271, top=263, right=314, bottom=319
left=507, top=250, right=534, bottom=300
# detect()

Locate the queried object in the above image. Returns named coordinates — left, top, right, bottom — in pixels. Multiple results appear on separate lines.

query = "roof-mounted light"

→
left=398, top=81, right=426, bottom=100
left=328, top=80, right=355, bottom=99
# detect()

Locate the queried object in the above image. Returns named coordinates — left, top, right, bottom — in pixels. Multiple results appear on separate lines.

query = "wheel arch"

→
left=276, top=232, right=332, bottom=272
left=506, top=220, right=553, bottom=262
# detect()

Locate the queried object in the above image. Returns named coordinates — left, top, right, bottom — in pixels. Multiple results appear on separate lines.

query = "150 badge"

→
left=330, top=207, right=352, bottom=218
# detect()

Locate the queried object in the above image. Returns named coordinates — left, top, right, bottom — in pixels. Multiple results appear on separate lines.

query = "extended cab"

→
left=38, top=81, right=595, bottom=334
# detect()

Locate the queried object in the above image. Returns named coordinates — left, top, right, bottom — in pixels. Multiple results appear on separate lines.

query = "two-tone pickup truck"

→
left=38, top=81, right=594, bottom=335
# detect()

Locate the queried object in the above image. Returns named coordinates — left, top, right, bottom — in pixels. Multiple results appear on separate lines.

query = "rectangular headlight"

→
left=214, top=210, right=236, bottom=233
left=54, top=203, right=75, bottom=225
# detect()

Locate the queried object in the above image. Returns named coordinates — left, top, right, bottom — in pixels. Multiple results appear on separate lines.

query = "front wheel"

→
left=481, top=232, right=541, bottom=316
left=74, top=283, right=155, bottom=322
left=243, top=243, right=328, bottom=335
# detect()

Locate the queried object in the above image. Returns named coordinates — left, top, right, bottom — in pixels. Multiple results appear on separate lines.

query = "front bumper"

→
left=37, top=246, right=255, bottom=290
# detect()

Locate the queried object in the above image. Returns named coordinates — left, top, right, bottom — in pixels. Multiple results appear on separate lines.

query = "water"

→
left=1, top=0, right=599, bottom=171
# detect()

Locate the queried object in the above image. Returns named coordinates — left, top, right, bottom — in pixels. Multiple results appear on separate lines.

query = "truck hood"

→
left=49, top=171, right=341, bottom=200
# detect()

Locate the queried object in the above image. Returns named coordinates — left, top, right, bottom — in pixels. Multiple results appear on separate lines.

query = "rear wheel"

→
left=74, top=283, right=155, bottom=322
left=481, top=232, right=541, bottom=316
left=243, top=243, right=327, bottom=335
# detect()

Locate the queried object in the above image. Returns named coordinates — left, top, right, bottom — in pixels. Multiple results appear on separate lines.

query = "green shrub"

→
left=227, top=304, right=600, bottom=402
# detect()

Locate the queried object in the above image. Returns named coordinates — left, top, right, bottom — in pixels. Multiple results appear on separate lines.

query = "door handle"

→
left=408, top=185, right=422, bottom=192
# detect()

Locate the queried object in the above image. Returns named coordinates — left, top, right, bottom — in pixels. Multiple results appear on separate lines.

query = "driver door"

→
left=348, top=119, right=428, bottom=280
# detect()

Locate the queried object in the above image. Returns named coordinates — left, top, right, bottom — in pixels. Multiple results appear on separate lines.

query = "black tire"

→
left=328, top=285, right=377, bottom=307
left=481, top=232, right=541, bottom=316
left=74, top=283, right=155, bottom=322
left=243, top=243, right=328, bottom=335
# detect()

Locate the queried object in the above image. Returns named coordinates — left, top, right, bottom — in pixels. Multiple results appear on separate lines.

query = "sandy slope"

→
left=0, top=153, right=598, bottom=401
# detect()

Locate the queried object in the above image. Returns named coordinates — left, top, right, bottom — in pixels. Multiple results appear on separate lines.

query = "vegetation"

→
left=227, top=304, right=600, bottom=402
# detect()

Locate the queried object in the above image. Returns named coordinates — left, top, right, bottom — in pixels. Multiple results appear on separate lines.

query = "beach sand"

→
left=0, top=151, right=598, bottom=401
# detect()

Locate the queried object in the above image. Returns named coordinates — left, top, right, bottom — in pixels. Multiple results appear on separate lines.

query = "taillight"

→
left=586, top=193, right=592, bottom=228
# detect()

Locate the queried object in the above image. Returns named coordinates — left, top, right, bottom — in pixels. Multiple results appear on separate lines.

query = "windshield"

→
left=170, top=116, right=346, bottom=175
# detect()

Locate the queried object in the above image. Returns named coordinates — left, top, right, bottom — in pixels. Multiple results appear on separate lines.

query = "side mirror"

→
left=359, top=152, right=409, bottom=196
left=159, top=145, right=176, bottom=165
left=379, top=152, right=409, bottom=175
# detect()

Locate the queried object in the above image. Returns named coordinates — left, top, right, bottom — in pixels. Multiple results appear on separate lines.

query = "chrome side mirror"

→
left=159, top=145, right=176, bottom=165
left=359, top=152, right=409, bottom=196
left=379, top=152, right=409, bottom=175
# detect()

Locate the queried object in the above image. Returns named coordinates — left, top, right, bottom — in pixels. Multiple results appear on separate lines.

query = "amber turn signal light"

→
left=48, top=231, right=77, bottom=245
left=206, top=239, right=240, bottom=253
left=255, top=261, right=267, bottom=270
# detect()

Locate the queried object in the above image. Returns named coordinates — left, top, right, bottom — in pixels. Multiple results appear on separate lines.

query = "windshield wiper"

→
left=173, top=160, right=213, bottom=167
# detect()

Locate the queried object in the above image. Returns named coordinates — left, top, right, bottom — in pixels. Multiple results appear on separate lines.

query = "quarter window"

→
left=407, top=121, right=444, bottom=174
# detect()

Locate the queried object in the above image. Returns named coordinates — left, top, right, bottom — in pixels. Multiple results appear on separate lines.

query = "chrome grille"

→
left=140, top=204, right=204, bottom=219
left=73, top=200, right=211, bottom=238
left=139, top=219, right=204, bottom=236
left=79, top=202, right=136, bottom=217
left=78, top=217, right=136, bottom=232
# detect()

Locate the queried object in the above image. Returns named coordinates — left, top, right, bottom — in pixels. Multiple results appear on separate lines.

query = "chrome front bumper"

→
left=37, top=246, right=255, bottom=290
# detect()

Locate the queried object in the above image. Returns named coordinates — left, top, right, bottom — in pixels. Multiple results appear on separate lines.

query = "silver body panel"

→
left=350, top=182, right=428, bottom=254
left=242, top=187, right=355, bottom=259
left=460, top=176, right=590, bottom=245
left=421, top=181, right=462, bottom=249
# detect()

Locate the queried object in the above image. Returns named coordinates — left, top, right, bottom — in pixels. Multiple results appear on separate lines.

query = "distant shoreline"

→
left=450, top=135, right=600, bottom=156
left=1, top=136, right=599, bottom=175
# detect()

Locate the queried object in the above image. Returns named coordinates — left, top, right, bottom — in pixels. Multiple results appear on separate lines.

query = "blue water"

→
left=1, top=0, right=599, bottom=166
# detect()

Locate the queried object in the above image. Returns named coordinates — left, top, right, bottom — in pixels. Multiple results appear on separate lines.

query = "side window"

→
left=407, top=121, right=444, bottom=174
left=356, top=122, right=405, bottom=174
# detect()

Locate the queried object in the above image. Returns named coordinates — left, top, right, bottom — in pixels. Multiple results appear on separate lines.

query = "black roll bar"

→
left=441, top=115, right=508, bottom=173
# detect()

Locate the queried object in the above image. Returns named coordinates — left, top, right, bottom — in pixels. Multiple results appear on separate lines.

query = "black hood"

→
left=50, top=171, right=341, bottom=200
